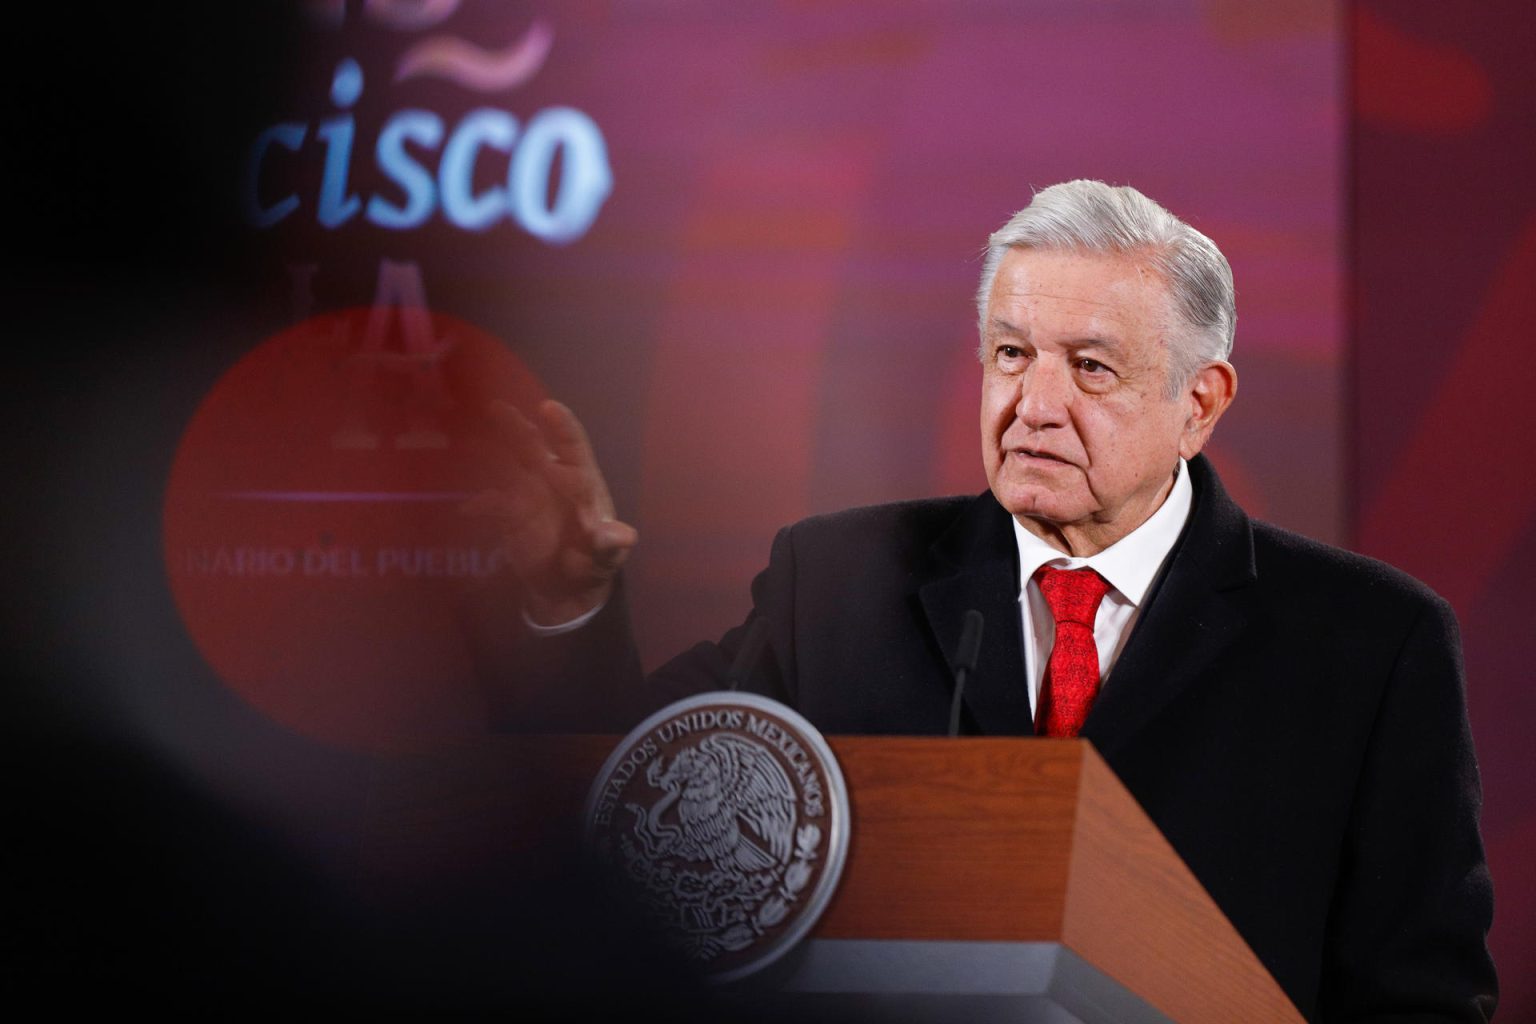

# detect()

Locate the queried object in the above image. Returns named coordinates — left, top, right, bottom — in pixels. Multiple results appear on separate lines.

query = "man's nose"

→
left=1014, top=357, right=1071, bottom=428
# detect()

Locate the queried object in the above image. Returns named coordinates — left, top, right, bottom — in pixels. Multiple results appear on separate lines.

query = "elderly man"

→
left=483, top=181, right=1497, bottom=1021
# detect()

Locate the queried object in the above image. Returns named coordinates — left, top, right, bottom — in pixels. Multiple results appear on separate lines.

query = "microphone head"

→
left=956, top=609, right=984, bottom=675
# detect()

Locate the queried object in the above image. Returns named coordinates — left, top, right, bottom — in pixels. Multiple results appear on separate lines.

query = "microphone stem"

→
left=948, top=667, right=968, bottom=737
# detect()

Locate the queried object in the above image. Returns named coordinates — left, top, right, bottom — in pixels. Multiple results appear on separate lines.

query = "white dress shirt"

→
left=1012, top=459, right=1193, bottom=717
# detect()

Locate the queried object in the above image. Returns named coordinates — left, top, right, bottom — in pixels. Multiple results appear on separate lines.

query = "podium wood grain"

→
left=814, top=737, right=1301, bottom=1022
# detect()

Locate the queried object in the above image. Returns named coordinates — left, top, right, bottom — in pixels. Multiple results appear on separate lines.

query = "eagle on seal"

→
left=634, top=733, right=797, bottom=874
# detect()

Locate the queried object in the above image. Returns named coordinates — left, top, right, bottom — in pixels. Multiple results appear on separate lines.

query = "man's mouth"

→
left=1013, top=448, right=1068, bottom=464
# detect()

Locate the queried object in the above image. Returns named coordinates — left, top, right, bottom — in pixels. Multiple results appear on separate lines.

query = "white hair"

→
left=976, top=180, right=1235, bottom=394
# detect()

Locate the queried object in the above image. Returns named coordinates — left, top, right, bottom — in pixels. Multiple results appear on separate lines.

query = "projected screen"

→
left=165, top=0, right=1342, bottom=749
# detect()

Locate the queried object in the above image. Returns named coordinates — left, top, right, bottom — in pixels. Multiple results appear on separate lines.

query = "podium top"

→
left=360, top=734, right=1302, bottom=1024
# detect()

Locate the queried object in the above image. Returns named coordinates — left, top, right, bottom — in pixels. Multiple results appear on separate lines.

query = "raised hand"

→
left=466, top=399, right=638, bottom=625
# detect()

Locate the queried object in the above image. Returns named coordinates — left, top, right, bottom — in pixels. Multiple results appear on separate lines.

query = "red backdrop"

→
left=1351, top=1, right=1536, bottom=1009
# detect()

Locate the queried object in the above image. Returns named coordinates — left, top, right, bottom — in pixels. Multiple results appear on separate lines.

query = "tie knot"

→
left=1035, top=566, right=1111, bottom=627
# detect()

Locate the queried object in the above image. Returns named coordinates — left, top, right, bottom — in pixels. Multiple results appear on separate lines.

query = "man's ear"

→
left=1178, top=361, right=1237, bottom=460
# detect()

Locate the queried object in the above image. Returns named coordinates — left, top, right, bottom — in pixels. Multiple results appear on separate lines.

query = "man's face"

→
left=980, top=247, right=1208, bottom=555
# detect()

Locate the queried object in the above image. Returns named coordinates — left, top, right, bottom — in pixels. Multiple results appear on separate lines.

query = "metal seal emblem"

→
left=584, top=692, right=850, bottom=982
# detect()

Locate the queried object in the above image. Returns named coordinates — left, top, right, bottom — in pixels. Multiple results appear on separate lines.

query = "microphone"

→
left=725, top=616, right=771, bottom=692
left=947, top=610, right=984, bottom=737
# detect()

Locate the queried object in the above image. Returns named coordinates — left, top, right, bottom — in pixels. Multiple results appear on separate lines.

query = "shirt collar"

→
left=1010, top=458, right=1193, bottom=606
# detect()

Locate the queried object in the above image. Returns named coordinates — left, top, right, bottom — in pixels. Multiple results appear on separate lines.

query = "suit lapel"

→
left=919, top=494, right=1033, bottom=736
left=1082, top=455, right=1258, bottom=758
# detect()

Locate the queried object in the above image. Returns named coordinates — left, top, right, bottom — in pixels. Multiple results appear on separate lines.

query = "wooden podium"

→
left=361, top=735, right=1304, bottom=1023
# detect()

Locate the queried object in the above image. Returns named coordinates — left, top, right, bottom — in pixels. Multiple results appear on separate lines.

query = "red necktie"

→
left=1035, top=566, right=1111, bottom=738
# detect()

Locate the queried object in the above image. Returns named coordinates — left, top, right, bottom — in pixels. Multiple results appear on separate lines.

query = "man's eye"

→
left=1077, top=358, right=1110, bottom=374
left=997, top=345, right=1024, bottom=360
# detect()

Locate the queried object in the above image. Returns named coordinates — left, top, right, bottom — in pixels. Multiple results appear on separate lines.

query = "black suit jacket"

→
left=538, top=455, right=1496, bottom=1021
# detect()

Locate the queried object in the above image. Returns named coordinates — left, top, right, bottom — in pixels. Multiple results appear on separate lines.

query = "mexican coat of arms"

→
left=584, top=692, right=850, bottom=981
